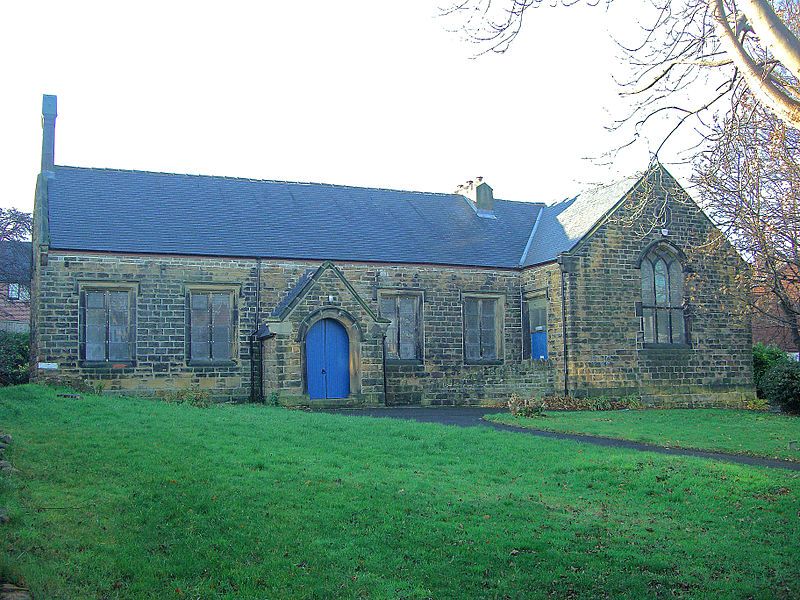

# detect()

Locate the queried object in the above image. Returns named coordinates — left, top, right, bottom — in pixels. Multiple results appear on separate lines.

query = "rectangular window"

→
left=8, top=283, right=19, bottom=300
left=80, top=289, right=135, bottom=362
left=525, top=296, right=548, bottom=360
left=379, top=293, right=422, bottom=361
left=189, top=291, right=234, bottom=362
left=463, top=296, right=503, bottom=363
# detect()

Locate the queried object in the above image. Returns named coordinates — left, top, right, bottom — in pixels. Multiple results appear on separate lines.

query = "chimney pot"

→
left=455, top=176, right=495, bottom=218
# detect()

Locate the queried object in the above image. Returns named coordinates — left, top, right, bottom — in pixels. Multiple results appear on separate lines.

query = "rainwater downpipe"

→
left=381, top=333, right=388, bottom=405
left=559, top=257, right=570, bottom=398
left=255, top=257, right=263, bottom=402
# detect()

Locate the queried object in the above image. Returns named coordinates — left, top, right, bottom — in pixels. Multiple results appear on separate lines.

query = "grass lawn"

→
left=485, top=409, right=800, bottom=461
left=0, top=385, right=798, bottom=599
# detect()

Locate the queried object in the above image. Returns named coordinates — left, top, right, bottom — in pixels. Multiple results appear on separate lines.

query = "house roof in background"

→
left=45, top=165, right=646, bottom=269
left=0, top=241, right=32, bottom=283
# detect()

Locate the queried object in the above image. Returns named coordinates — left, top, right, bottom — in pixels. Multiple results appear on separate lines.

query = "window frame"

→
left=186, top=286, right=239, bottom=366
left=378, top=290, right=424, bottom=364
left=78, top=283, right=137, bottom=366
left=462, top=292, right=505, bottom=365
left=639, top=244, right=688, bottom=347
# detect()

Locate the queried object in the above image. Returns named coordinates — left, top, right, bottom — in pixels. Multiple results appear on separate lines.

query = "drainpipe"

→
left=558, top=255, right=575, bottom=398
left=250, top=257, right=263, bottom=403
left=519, top=285, right=525, bottom=360
left=381, top=333, right=388, bottom=405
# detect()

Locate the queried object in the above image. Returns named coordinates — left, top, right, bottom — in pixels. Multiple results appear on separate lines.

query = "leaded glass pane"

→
left=380, top=296, right=398, bottom=359
left=191, top=293, right=210, bottom=360
left=641, top=260, right=655, bottom=306
left=211, top=293, right=231, bottom=360
left=398, top=296, right=417, bottom=359
left=656, top=308, right=671, bottom=343
left=191, top=294, right=208, bottom=311
left=642, top=308, right=655, bottom=344
left=528, top=297, right=547, bottom=331
left=480, top=299, right=497, bottom=359
left=87, top=290, right=105, bottom=309
left=671, top=308, right=685, bottom=344
left=108, top=291, right=130, bottom=360
left=464, top=298, right=480, bottom=361
left=669, top=261, right=683, bottom=306
left=86, top=291, right=106, bottom=361
left=654, top=259, right=668, bottom=306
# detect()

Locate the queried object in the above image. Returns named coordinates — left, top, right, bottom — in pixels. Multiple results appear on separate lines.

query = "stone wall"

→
left=31, top=251, right=555, bottom=405
left=562, top=168, right=755, bottom=406
left=260, top=260, right=547, bottom=406
left=31, top=251, right=259, bottom=401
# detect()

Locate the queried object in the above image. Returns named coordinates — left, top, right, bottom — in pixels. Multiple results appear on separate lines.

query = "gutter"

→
left=518, top=206, right=543, bottom=267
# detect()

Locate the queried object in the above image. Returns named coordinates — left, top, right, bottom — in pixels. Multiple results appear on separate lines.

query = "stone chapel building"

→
left=30, top=95, right=754, bottom=406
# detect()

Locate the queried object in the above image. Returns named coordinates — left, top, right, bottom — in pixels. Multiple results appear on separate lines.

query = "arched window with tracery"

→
left=640, top=244, right=686, bottom=345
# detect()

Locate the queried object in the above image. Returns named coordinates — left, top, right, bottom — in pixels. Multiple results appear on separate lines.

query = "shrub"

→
left=760, top=361, right=800, bottom=413
left=0, top=332, right=29, bottom=386
left=588, top=396, right=613, bottom=411
left=509, top=392, right=644, bottom=413
left=744, top=396, right=769, bottom=411
left=161, top=387, right=212, bottom=408
left=619, top=394, right=644, bottom=409
left=753, top=343, right=790, bottom=397
left=508, top=392, right=546, bottom=418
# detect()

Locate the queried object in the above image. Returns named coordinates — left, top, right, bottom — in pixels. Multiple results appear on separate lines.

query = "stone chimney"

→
left=455, top=176, right=494, bottom=218
left=41, top=94, right=57, bottom=173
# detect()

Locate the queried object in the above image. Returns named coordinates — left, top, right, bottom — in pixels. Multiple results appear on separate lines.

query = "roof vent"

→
left=455, top=177, right=494, bottom=218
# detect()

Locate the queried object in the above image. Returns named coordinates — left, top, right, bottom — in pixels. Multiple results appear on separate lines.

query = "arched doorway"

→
left=305, top=318, right=350, bottom=399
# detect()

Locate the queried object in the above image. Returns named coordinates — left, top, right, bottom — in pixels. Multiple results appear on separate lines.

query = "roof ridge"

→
left=52, top=164, right=544, bottom=206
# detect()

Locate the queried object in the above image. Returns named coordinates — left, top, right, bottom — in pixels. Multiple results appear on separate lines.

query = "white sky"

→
left=0, top=0, right=688, bottom=213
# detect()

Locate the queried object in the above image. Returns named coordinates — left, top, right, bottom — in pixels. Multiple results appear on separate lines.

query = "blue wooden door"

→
left=306, top=319, right=350, bottom=399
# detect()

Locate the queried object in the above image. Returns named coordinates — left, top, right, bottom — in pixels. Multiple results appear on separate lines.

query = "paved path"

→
left=325, top=406, right=800, bottom=471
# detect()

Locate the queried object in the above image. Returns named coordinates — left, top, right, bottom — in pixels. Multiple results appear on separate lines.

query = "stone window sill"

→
left=79, top=361, right=136, bottom=370
left=642, top=343, right=691, bottom=351
left=187, top=360, right=238, bottom=368
left=464, top=360, right=504, bottom=366
left=385, top=358, right=424, bottom=366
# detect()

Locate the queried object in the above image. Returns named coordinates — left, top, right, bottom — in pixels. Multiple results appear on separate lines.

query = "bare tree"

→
left=694, top=91, right=800, bottom=348
left=440, top=0, right=800, bottom=147
left=0, top=209, right=32, bottom=322
left=0, top=208, right=32, bottom=244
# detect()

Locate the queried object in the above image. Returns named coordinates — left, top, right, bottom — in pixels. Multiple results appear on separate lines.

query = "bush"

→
left=508, top=392, right=644, bottom=414
left=760, top=361, right=800, bottom=413
left=161, top=387, right=212, bottom=408
left=508, top=393, right=546, bottom=418
left=753, top=343, right=790, bottom=397
left=0, top=332, right=29, bottom=386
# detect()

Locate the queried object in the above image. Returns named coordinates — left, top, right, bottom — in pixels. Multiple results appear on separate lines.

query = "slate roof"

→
left=45, top=165, right=644, bottom=269
left=0, top=241, right=32, bottom=283
left=520, top=176, right=640, bottom=267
